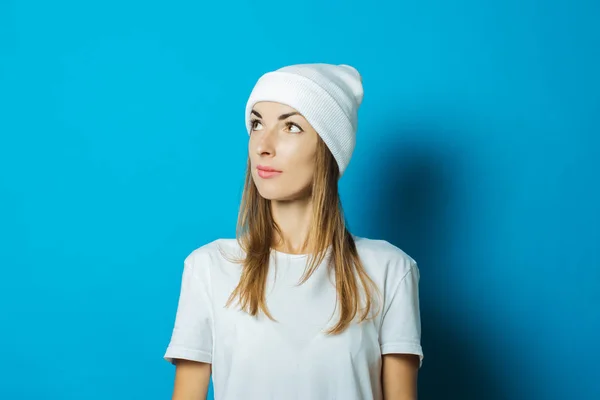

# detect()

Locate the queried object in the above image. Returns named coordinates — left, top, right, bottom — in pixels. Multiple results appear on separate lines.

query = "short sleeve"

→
left=164, top=253, right=213, bottom=365
left=379, top=261, right=424, bottom=368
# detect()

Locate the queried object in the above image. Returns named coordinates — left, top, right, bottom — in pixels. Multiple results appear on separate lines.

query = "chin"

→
left=256, top=187, right=292, bottom=201
left=252, top=174, right=311, bottom=202
left=252, top=182, right=297, bottom=202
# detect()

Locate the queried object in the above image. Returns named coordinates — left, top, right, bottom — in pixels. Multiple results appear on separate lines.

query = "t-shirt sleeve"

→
left=163, top=252, right=213, bottom=365
left=379, top=260, right=424, bottom=368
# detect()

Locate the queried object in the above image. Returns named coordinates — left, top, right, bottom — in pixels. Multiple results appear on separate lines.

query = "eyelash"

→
left=249, top=119, right=303, bottom=133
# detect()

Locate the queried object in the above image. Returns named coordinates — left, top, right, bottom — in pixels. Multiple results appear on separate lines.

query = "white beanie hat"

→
left=244, top=63, right=364, bottom=176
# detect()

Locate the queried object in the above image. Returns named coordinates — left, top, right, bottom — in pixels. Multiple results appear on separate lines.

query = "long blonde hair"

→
left=226, top=137, right=380, bottom=334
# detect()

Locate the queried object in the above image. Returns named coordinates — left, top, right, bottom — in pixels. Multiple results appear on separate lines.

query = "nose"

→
left=255, top=128, right=276, bottom=157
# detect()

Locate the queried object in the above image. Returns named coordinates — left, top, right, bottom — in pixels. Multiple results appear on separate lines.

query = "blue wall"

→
left=1, top=0, right=598, bottom=399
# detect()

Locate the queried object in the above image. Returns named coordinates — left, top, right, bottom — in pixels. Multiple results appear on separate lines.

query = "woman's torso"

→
left=199, top=236, right=416, bottom=400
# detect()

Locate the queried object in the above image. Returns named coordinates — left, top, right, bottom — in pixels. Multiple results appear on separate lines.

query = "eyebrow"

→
left=251, top=109, right=301, bottom=120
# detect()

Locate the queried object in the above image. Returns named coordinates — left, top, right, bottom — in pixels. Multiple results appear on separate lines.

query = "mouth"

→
left=256, top=165, right=282, bottom=179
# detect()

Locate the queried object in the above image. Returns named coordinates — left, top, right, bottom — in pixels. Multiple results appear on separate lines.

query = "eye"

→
left=286, top=122, right=304, bottom=134
left=250, top=119, right=263, bottom=131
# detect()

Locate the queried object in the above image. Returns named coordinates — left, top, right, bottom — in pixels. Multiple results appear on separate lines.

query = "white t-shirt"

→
left=164, top=236, right=424, bottom=400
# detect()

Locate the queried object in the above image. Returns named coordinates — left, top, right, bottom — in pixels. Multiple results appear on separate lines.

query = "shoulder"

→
left=184, top=239, right=240, bottom=267
left=183, top=238, right=243, bottom=278
left=186, top=238, right=238, bottom=258
left=353, top=235, right=419, bottom=284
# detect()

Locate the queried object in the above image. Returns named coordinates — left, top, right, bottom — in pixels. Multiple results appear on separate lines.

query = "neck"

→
left=270, top=196, right=313, bottom=254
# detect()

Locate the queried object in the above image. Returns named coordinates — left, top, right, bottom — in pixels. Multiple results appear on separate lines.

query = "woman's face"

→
left=248, top=101, right=319, bottom=201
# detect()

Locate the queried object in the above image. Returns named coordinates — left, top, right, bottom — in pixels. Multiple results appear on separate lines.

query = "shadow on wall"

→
left=368, top=130, right=507, bottom=400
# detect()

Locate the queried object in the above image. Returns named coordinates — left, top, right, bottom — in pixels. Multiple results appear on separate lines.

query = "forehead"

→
left=252, top=101, right=301, bottom=116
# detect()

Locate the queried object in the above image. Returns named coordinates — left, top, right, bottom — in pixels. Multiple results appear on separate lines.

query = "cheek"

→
left=248, top=140, right=260, bottom=168
left=248, top=137, right=255, bottom=159
left=279, top=138, right=315, bottom=163
left=284, top=157, right=317, bottom=193
left=280, top=146, right=315, bottom=176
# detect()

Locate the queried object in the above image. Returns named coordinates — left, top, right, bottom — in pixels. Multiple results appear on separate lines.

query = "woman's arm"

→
left=381, top=353, right=420, bottom=400
left=171, top=359, right=212, bottom=400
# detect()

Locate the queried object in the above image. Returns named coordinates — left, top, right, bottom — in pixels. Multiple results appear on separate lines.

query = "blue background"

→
left=1, top=0, right=599, bottom=399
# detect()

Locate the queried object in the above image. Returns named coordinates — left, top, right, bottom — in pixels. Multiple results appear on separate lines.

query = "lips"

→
left=257, top=165, right=282, bottom=179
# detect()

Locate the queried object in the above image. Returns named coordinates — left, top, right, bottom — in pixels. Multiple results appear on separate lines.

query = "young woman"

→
left=164, top=63, right=424, bottom=400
